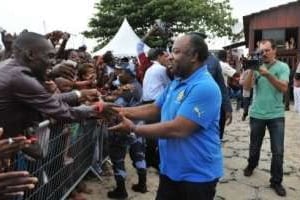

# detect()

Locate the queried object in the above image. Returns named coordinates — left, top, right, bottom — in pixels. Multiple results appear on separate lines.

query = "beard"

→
left=172, top=64, right=181, bottom=77
left=172, top=64, right=188, bottom=79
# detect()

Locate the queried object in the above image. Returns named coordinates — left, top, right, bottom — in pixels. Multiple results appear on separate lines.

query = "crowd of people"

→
left=0, top=23, right=298, bottom=200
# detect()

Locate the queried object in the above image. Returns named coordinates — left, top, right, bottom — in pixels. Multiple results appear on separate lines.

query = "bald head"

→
left=170, top=34, right=209, bottom=79
left=186, top=33, right=209, bottom=62
left=13, top=32, right=56, bottom=81
left=13, top=32, right=51, bottom=53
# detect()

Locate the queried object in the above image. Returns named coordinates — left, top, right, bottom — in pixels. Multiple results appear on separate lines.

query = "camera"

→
left=244, top=51, right=263, bottom=70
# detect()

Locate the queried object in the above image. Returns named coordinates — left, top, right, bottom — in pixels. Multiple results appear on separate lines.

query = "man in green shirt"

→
left=242, top=39, right=290, bottom=197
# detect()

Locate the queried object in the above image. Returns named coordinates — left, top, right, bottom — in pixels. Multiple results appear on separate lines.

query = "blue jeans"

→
left=248, top=117, right=285, bottom=184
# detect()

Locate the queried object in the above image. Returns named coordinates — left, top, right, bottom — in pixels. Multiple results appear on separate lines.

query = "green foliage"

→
left=83, top=0, right=237, bottom=51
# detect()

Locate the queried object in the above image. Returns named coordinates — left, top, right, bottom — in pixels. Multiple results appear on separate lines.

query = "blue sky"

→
left=0, top=0, right=296, bottom=51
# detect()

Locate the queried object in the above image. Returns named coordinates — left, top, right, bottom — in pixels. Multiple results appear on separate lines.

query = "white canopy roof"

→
left=93, top=18, right=150, bottom=57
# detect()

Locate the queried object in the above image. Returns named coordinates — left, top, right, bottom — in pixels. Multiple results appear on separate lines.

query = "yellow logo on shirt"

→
left=177, top=90, right=185, bottom=102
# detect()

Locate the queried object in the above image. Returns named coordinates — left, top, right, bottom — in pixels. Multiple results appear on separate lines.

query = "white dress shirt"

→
left=142, top=61, right=170, bottom=101
left=220, top=61, right=236, bottom=86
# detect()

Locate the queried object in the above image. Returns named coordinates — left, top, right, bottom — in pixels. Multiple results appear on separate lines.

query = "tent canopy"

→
left=93, top=18, right=150, bottom=57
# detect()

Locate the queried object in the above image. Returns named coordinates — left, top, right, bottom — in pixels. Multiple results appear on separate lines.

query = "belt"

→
left=141, top=100, right=155, bottom=104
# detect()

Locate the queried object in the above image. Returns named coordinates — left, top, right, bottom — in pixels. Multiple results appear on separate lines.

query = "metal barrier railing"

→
left=4, top=119, right=107, bottom=200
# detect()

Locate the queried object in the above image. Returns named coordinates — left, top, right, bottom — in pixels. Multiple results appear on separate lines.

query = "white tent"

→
left=93, top=18, right=150, bottom=57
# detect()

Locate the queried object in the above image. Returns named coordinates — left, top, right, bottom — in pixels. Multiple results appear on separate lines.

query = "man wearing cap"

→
left=105, top=66, right=147, bottom=199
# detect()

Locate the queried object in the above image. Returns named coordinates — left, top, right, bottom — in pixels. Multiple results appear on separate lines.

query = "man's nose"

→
left=49, top=58, right=56, bottom=66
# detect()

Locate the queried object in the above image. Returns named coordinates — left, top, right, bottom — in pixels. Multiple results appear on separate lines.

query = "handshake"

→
left=93, top=102, right=136, bottom=135
left=93, top=101, right=122, bottom=125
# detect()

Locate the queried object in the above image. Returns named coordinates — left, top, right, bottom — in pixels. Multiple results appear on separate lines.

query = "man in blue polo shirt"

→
left=109, top=33, right=222, bottom=200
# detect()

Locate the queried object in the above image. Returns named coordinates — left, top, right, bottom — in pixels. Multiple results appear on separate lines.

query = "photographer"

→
left=242, top=39, right=290, bottom=197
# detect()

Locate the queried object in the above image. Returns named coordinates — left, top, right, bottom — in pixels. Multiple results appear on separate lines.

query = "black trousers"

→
left=219, top=107, right=226, bottom=139
left=145, top=138, right=159, bottom=170
left=142, top=100, right=160, bottom=170
left=155, top=175, right=218, bottom=200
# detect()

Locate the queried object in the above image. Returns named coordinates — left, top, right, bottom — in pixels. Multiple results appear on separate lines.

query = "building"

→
left=243, top=0, right=300, bottom=71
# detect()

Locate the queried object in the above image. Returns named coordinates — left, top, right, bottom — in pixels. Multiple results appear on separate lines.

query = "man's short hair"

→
left=186, top=33, right=209, bottom=62
left=260, top=38, right=277, bottom=49
left=147, top=47, right=166, bottom=60
left=78, top=44, right=87, bottom=51
left=218, top=50, right=227, bottom=61
left=120, top=57, right=129, bottom=63
left=102, top=51, right=114, bottom=63
left=13, top=32, right=46, bottom=52
left=188, top=32, right=207, bottom=39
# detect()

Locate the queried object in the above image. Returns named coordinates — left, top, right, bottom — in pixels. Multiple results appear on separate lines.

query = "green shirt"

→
left=249, top=60, right=290, bottom=119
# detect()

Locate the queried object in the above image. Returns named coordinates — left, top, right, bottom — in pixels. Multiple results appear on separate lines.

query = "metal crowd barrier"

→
left=6, top=119, right=109, bottom=200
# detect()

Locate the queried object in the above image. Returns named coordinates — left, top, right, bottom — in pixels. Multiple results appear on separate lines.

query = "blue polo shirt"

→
left=155, top=65, right=223, bottom=182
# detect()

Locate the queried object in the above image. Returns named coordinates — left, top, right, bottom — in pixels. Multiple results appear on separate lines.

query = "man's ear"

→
left=24, top=49, right=34, bottom=61
left=190, top=51, right=199, bottom=63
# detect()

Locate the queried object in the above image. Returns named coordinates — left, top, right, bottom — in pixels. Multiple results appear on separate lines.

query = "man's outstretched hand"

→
left=0, top=128, right=31, bottom=159
left=108, top=115, right=135, bottom=134
left=92, top=101, right=121, bottom=121
left=0, top=171, right=38, bottom=199
left=80, top=89, right=101, bottom=102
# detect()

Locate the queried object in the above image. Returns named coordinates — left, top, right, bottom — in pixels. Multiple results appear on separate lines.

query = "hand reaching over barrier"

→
left=0, top=128, right=38, bottom=199
left=0, top=128, right=31, bottom=159
left=0, top=171, right=38, bottom=199
left=92, top=101, right=122, bottom=122
left=79, top=89, right=101, bottom=102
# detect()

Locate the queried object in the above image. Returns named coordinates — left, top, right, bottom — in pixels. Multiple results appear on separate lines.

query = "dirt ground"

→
left=81, top=107, right=300, bottom=200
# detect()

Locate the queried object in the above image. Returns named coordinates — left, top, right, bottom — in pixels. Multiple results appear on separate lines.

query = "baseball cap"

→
left=115, top=62, right=129, bottom=69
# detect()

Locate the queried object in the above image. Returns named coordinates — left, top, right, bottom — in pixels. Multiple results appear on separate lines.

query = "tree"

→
left=83, top=0, right=237, bottom=51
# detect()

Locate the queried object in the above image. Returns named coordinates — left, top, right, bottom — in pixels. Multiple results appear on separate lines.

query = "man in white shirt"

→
left=142, top=47, right=171, bottom=103
left=142, top=47, right=171, bottom=170
left=218, top=50, right=236, bottom=86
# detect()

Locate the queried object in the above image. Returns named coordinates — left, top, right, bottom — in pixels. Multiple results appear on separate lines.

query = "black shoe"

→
left=107, top=187, right=128, bottom=199
left=132, top=183, right=147, bottom=193
left=132, top=170, right=147, bottom=193
left=241, top=114, right=247, bottom=121
left=285, top=107, right=290, bottom=111
left=107, top=180, right=128, bottom=199
left=270, top=183, right=286, bottom=197
left=243, top=165, right=254, bottom=177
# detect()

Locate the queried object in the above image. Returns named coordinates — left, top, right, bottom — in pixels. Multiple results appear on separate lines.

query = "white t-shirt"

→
left=142, top=61, right=170, bottom=101
left=219, top=61, right=236, bottom=86
left=239, top=69, right=251, bottom=97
